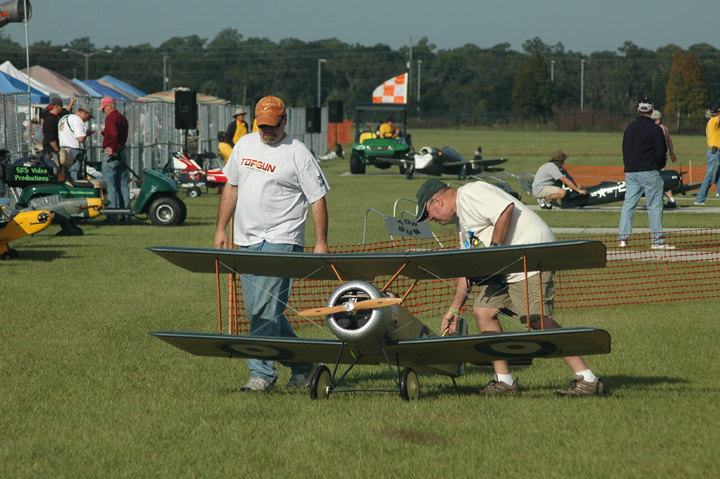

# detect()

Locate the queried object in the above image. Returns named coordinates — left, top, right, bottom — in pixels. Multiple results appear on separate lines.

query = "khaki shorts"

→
left=476, top=271, right=555, bottom=324
left=534, top=186, right=562, bottom=198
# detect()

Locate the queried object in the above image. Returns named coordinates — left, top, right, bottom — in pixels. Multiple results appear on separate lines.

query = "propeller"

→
left=297, top=297, right=402, bottom=317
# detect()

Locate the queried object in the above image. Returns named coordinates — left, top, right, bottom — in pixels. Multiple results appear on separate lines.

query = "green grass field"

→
left=2, top=131, right=719, bottom=477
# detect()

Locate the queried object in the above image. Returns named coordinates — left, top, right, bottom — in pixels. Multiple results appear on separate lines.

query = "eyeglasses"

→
left=258, top=116, right=285, bottom=130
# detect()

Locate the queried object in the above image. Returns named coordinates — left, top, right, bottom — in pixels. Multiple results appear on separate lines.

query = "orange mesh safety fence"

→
left=224, top=229, right=720, bottom=334
left=327, top=121, right=353, bottom=150
left=564, top=164, right=716, bottom=191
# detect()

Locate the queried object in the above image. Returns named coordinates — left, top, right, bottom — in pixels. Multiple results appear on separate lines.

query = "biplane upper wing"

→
left=148, top=240, right=606, bottom=281
left=151, top=327, right=611, bottom=375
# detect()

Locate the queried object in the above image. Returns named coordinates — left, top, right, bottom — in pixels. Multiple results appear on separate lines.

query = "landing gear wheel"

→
left=1, top=249, right=18, bottom=260
left=149, top=196, right=182, bottom=226
left=399, top=163, right=407, bottom=175
left=399, top=367, right=419, bottom=401
left=187, top=187, right=201, bottom=198
left=350, top=153, right=366, bottom=174
left=309, top=365, right=331, bottom=400
left=405, top=164, right=415, bottom=180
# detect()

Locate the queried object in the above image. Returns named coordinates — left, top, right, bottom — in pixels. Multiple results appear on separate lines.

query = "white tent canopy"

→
left=0, top=61, right=66, bottom=100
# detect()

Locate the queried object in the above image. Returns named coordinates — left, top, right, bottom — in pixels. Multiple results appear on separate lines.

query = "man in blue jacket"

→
left=618, top=98, right=673, bottom=250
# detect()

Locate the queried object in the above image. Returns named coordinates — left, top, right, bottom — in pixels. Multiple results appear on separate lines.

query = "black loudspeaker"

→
left=0, top=0, right=32, bottom=28
left=328, top=100, right=344, bottom=123
left=175, top=91, right=197, bottom=130
left=305, top=107, right=322, bottom=133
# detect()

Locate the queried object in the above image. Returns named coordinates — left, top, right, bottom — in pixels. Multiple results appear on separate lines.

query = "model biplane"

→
left=148, top=240, right=611, bottom=401
left=1, top=197, right=52, bottom=259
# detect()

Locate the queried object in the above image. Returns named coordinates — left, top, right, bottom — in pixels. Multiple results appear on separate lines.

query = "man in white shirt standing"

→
left=415, top=178, right=604, bottom=396
left=215, top=96, right=329, bottom=393
left=58, top=107, right=93, bottom=181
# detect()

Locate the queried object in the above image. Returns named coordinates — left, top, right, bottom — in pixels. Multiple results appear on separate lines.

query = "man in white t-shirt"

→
left=414, top=178, right=604, bottom=396
left=532, top=150, right=587, bottom=209
left=59, top=107, right=93, bottom=181
left=215, top=96, right=329, bottom=393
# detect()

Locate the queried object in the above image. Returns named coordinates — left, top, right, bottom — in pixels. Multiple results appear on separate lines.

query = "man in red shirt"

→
left=99, top=97, right=130, bottom=222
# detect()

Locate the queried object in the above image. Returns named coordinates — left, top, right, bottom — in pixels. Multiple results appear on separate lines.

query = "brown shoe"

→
left=477, top=379, right=519, bottom=395
left=555, top=375, right=605, bottom=396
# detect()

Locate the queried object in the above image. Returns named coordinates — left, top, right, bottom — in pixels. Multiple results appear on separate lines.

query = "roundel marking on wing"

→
left=474, top=339, right=557, bottom=358
left=229, top=343, right=296, bottom=360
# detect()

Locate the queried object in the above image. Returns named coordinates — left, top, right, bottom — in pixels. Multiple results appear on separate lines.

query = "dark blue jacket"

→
left=622, top=115, right=667, bottom=172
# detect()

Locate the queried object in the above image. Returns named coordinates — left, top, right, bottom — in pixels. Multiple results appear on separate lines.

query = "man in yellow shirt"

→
left=218, top=108, right=249, bottom=163
left=695, top=104, right=720, bottom=205
left=379, top=115, right=399, bottom=138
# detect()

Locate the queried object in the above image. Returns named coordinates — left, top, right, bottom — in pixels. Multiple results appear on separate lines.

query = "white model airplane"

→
left=148, top=240, right=611, bottom=401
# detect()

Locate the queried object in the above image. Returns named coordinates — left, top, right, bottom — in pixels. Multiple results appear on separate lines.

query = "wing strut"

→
left=380, top=262, right=409, bottom=293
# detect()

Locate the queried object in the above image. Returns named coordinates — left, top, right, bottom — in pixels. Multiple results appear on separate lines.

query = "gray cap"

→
left=415, top=178, right=447, bottom=221
left=551, top=150, right=568, bottom=162
left=651, top=110, right=662, bottom=120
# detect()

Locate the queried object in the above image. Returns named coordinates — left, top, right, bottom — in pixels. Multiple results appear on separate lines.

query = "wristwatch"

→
left=490, top=241, right=501, bottom=247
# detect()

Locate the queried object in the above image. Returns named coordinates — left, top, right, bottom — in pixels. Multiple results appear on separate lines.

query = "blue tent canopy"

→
left=99, top=75, right=146, bottom=99
left=72, top=79, right=103, bottom=97
left=0, top=71, right=50, bottom=103
left=82, top=80, right=130, bottom=99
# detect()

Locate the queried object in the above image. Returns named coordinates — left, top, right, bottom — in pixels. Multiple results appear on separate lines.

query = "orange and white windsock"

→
left=372, top=73, right=408, bottom=104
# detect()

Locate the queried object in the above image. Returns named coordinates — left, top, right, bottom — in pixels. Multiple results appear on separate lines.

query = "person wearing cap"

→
left=414, top=178, right=604, bottom=396
left=619, top=98, right=673, bottom=250
left=379, top=115, right=400, bottom=138
left=650, top=110, right=679, bottom=209
left=41, top=96, right=75, bottom=157
left=532, top=150, right=587, bottom=209
left=214, top=95, right=330, bottom=393
left=218, top=107, right=249, bottom=163
left=59, top=107, right=94, bottom=181
left=98, top=96, right=130, bottom=222
left=695, top=104, right=720, bottom=205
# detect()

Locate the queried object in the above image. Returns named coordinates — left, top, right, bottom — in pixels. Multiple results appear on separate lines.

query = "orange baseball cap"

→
left=255, top=96, right=286, bottom=126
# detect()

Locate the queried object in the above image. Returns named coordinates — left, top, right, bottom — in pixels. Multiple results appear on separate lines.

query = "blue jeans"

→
left=68, top=148, right=84, bottom=181
left=695, top=148, right=720, bottom=203
left=102, top=150, right=131, bottom=221
left=240, top=241, right=312, bottom=383
left=619, top=170, right=665, bottom=244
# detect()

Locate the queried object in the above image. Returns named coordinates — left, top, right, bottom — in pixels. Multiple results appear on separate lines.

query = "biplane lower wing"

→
left=151, top=327, right=610, bottom=377
left=147, top=240, right=606, bottom=281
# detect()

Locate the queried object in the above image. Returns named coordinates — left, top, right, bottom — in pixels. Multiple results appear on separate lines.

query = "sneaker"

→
left=477, top=379, right=519, bottom=395
left=618, top=240, right=628, bottom=248
left=651, top=243, right=676, bottom=250
left=240, top=377, right=275, bottom=393
left=536, top=198, right=549, bottom=209
left=694, top=201, right=705, bottom=205
left=286, top=363, right=323, bottom=390
left=664, top=201, right=677, bottom=209
left=555, top=375, right=605, bottom=396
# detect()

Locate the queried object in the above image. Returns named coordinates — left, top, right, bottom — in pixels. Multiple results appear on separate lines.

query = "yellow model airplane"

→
left=1, top=198, right=53, bottom=260
left=148, top=240, right=611, bottom=401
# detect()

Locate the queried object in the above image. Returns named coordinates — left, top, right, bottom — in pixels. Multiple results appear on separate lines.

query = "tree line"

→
left=2, top=30, right=719, bottom=118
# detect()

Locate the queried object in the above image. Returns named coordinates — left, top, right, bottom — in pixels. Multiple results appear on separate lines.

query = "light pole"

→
left=317, top=59, right=326, bottom=108
left=580, top=59, right=585, bottom=112
left=163, top=55, right=169, bottom=91
left=417, top=60, right=422, bottom=105
left=62, top=47, right=113, bottom=81
left=551, top=60, right=555, bottom=83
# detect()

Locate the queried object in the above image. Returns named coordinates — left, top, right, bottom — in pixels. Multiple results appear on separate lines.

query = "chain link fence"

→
left=1, top=92, right=329, bottom=186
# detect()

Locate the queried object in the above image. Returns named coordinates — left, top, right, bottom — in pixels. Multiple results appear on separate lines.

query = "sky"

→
left=2, top=0, right=718, bottom=54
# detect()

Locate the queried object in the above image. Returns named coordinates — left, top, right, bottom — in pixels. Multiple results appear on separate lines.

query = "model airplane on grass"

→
left=148, top=240, right=611, bottom=401
left=1, top=198, right=52, bottom=260
left=397, top=146, right=507, bottom=180
left=558, top=169, right=701, bottom=209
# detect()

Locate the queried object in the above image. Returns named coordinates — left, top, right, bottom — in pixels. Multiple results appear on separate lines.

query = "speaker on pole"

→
left=328, top=100, right=343, bottom=123
left=174, top=90, right=197, bottom=130
left=0, top=0, right=31, bottom=28
left=305, top=106, right=322, bottom=133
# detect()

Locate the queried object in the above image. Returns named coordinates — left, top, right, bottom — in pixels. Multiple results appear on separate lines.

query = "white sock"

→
left=576, top=369, right=596, bottom=382
left=668, top=198, right=675, bottom=203
left=496, top=373, right=514, bottom=386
